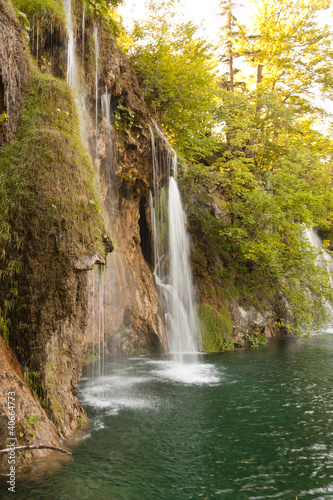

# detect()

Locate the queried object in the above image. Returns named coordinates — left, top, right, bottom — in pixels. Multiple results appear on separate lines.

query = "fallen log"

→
left=0, top=445, right=72, bottom=455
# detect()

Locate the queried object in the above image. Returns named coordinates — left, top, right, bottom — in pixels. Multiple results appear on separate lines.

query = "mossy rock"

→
left=198, top=303, right=234, bottom=352
left=0, top=72, right=103, bottom=342
left=12, top=0, right=65, bottom=29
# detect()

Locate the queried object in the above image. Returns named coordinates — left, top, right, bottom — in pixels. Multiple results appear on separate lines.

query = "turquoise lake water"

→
left=2, top=335, right=333, bottom=499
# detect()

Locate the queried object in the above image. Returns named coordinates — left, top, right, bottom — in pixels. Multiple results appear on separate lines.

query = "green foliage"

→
left=113, top=99, right=143, bottom=136
left=88, top=0, right=123, bottom=15
left=12, top=0, right=65, bottom=29
left=213, top=79, right=333, bottom=335
left=220, top=339, right=235, bottom=352
left=121, top=0, right=220, bottom=161
left=120, top=0, right=333, bottom=338
left=218, top=0, right=243, bottom=91
left=237, top=0, right=333, bottom=104
left=0, top=112, right=9, bottom=124
left=20, top=415, right=42, bottom=438
left=23, top=368, right=43, bottom=398
left=245, top=332, right=268, bottom=347
left=14, top=9, right=31, bottom=41
left=86, top=0, right=123, bottom=30
left=198, top=303, right=234, bottom=352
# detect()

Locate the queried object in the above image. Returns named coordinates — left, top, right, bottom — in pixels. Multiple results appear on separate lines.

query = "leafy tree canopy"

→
left=212, top=0, right=333, bottom=334
left=214, top=87, right=333, bottom=334
left=236, top=0, right=333, bottom=107
left=120, top=0, right=333, bottom=334
left=119, top=0, right=221, bottom=161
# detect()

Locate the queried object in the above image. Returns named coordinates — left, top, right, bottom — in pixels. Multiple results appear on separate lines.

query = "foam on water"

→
left=80, top=369, right=157, bottom=416
left=80, top=358, right=221, bottom=418
left=79, top=355, right=221, bottom=425
left=151, top=361, right=220, bottom=385
left=81, top=386, right=154, bottom=414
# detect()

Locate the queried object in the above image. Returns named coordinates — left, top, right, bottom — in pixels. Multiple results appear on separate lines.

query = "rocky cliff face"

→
left=0, top=0, right=30, bottom=145
left=82, top=32, right=168, bottom=355
left=0, top=0, right=167, bottom=473
left=0, top=0, right=64, bottom=470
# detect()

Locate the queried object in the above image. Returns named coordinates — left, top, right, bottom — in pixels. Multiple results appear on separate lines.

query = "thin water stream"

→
left=7, top=335, right=333, bottom=499
left=63, top=0, right=76, bottom=89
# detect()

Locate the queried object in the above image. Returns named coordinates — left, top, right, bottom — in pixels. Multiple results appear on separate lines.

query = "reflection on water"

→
left=3, top=336, right=333, bottom=499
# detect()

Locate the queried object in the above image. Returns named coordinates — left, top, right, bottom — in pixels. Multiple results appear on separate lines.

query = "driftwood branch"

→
left=0, top=445, right=72, bottom=455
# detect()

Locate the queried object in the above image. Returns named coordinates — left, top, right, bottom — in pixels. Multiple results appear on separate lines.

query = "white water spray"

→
left=150, top=125, right=199, bottom=358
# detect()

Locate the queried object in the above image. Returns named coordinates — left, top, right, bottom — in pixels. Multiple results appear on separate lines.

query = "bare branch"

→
left=0, top=445, right=72, bottom=456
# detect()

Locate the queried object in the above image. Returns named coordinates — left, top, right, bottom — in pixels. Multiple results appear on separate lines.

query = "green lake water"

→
left=2, top=335, right=333, bottom=499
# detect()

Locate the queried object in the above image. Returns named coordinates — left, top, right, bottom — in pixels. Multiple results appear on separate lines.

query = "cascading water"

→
left=149, top=125, right=199, bottom=358
left=63, top=0, right=76, bottom=89
left=82, top=1, right=86, bottom=65
left=63, top=0, right=89, bottom=142
left=88, top=266, right=106, bottom=380
left=303, top=227, right=333, bottom=287
left=93, top=25, right=99, bottom=158
left=62, top=2, right=106, bottom=375
left=101, top=87, right=112, bottom=142
left=101, top=86, right=114, bottom=182
left=303, top=227, right=333, bottom=330
left=98, top=267, right=105, bottom=378
left=101, top=87, right=111, bottom=129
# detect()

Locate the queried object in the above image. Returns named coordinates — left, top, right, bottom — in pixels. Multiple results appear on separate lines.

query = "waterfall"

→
left=303, top=228, right=333, bottom=287
left=93, top=25, right=99, bottom=158
left=98, top=267, right=105, bottom=378
left=149, top=125, right=199, bottom=358
left=101, top=86, right=114, bottom=178
left=89, top=266, right=105, bottom=380
left=303, top=227, right=333, bottom=330
left=82, top=1, right=86, bottom=65
left=92, top=269, right=95, bottom=379
left=63, top=0, right=76, bottom=89
left=101, top=86, right=111, bottom=126
left=62, top=2, right=106, bottom=374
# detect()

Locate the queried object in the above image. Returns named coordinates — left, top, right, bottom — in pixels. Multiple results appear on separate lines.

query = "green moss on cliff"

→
left=0, top=72, right=103, bottom=343
left=198, top=303, right=233, bottom=352
left=12, top=0, right=65, bottom=29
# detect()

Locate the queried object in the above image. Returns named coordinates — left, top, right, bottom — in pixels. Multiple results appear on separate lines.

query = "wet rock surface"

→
left=0, top=0, right=30, bottom=146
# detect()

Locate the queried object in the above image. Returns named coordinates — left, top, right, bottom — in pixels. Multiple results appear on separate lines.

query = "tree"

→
left=236, top=0, right=333, bottom=106
left=120, top=0, right=221, bottom=161
left=218, top=0, right=242, bottom=92
left=213, top=77, right=333, bottom=334
left=208, top=0, right=333, bottom=334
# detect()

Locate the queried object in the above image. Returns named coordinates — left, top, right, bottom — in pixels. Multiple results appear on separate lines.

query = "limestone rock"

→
left=0, top=0, right=30, bottom=146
